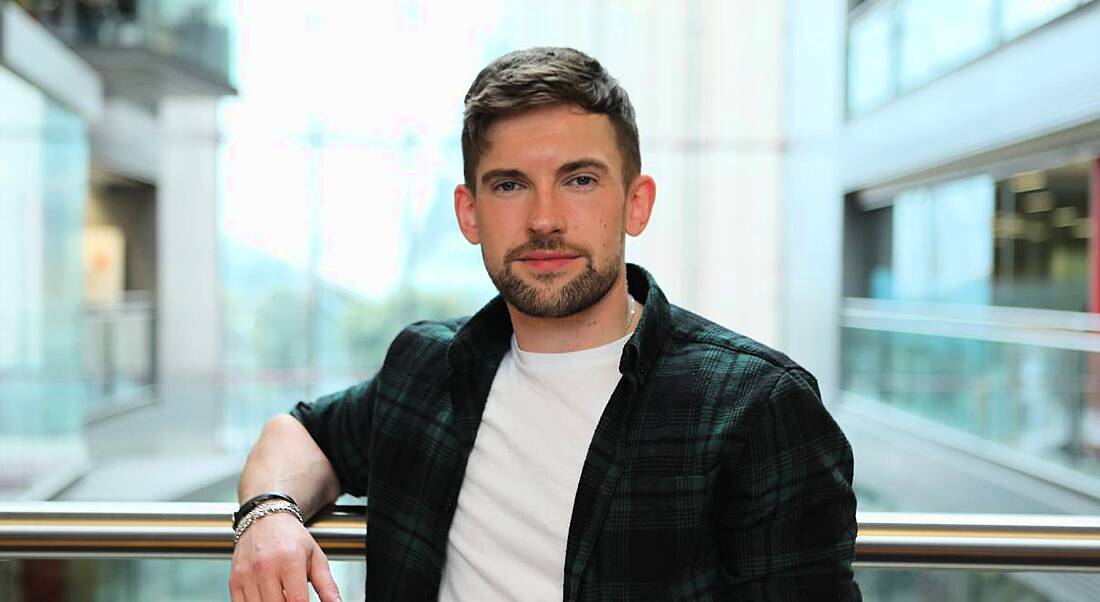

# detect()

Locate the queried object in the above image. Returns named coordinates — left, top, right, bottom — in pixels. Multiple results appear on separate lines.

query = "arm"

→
left=717, top=368, right=861, bottom=601
left=230, top=415, right=344, bottom=602
left=237, top=414, right=342, bottom=519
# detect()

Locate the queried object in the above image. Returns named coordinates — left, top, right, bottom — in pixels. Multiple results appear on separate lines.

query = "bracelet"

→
left=233, top=492, right=298, bottom=529
left=233, top=501, right=304, bottom=543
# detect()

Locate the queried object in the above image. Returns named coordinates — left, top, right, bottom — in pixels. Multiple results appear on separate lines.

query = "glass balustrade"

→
left=842, top=309, right=1100, bottom=478
left=18, top=0, right=233, bottom=85
left=0, top=558, right=366, bottom=602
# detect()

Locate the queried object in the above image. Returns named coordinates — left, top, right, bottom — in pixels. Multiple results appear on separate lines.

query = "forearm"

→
left=238, top=414, right=342, bottom=520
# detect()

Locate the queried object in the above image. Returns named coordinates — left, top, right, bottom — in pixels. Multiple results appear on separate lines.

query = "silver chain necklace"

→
left=625, top=293, right=637, bottom=336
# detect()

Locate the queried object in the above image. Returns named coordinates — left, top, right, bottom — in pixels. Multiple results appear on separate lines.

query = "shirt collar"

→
left=446, top=263, right=672, bottom=380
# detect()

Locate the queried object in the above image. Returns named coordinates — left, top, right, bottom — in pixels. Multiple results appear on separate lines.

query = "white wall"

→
left=780, top=0, right=847, bottom=401
left=622, top=1, right=788, bottom=349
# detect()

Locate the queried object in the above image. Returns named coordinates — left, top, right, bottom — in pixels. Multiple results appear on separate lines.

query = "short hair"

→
left=461, top=47, right=641, bottom=192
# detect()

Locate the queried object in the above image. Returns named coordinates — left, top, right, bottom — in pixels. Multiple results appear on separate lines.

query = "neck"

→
left=508, top=267, right=642, bottom=353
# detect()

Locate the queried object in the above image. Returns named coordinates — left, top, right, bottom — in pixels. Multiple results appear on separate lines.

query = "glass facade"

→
left=847, top=4, right=895, bottom=115
left=847, top=0, right=1098, bottom=115
left=0, top=65, right=90, bottom=499
left=897, top=0, right=996, bottom=90
left=849, top=164, right=1094, bottom=311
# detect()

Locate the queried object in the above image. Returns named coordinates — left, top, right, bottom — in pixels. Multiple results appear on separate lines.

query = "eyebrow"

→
left=480, top=168, right=527, bottom=187
left=557, top=158, right=610, bottom=178
left=479, top=158, right=611, bottom=187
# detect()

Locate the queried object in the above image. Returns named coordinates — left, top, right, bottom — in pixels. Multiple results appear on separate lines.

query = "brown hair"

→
left=461, top=47, right=641, bottom=191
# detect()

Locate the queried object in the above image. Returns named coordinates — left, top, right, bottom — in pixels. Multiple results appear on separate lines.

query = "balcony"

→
left=17, top=0, right=235, bottom=109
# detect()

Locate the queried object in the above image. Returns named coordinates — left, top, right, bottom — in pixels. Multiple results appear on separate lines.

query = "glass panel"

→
left=6, top=559, right=1097, bottom=600
left=0, top=66, right=90, bottom=500
left=994, top=163, right=1093, bottom=311
left=897, top=0, right=996, bottom=90
left=847, top=6, right=896, bottom=115
left=0, top=558, right=365, bottom=601
left=855, top=568, right=1090, bottom=601
left=844, top=0, right=1094, bottom=113
left=999, top=0, right=1082, bottom=40
left=867, top=175, right=995, bottom=303
left=850, top=163, right=1091, bottom=311
left=138, top=0, right=234, bottom=80
left=18, top=0, right=233, bottom=85
left=842, top=327, right=1099, bottom=476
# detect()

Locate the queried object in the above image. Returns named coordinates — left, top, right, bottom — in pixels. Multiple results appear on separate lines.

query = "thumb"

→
left=309, top=543, right=343, bottom=602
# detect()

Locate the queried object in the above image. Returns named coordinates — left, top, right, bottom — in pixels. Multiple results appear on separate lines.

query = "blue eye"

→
left=571, top=175, right=596, bottom=187
left=494, top=180, right=523, bottom=193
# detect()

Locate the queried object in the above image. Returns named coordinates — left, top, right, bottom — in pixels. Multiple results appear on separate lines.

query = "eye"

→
left=569, top=174, right=597, bottom=188
left=492, top=180, right=525, bottom=193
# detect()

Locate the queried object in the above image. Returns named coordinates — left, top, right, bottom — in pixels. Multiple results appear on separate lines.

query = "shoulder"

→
left=648, top=304, right=824, bottom=422
left=664, top=304, right=808, bottom=377
left=382, top=317, right=470, bottom=368
left=394, top=317, right=470, bottom=346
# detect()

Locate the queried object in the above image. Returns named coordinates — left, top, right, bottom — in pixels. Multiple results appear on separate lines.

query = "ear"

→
left=623, top=174, right=656, bottom=237
left=454, top=183, right=480, bottom=244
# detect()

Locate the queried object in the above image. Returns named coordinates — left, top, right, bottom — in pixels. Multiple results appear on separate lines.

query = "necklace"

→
left=625, top=293, right=637, bottom=336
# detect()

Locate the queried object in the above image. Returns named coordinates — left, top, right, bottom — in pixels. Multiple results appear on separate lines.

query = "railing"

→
left=83, top=293, right=157, bottom=419
left=0, top=503, right=365, bottom=559
left=841, top=296, right=1100, bottom=487
left=842, top=296, right=1100, bottom=352
left=3, top=503, right=1100, bottom=571
left=18, top=0, right=233, bottom=86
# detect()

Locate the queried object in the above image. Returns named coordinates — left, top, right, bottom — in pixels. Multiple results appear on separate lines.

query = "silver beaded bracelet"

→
left=233, top=501, right=304, bottom=543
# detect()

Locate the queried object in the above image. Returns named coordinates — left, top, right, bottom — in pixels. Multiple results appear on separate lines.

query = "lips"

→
left=505, top=238, right=589, bottom=274
left=515, top=251, right=580, bottom=271
left=520, top=251, right=578, bottom=261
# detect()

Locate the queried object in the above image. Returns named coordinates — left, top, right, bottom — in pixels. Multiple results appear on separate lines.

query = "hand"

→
left=229, top=512, right=343, bottom=602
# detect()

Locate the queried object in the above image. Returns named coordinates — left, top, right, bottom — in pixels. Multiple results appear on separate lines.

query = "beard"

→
left=486, top=236, right=622, bottom=318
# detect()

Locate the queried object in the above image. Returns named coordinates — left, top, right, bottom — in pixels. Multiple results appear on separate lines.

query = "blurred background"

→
left=2, top=0, right=1100, bottom=599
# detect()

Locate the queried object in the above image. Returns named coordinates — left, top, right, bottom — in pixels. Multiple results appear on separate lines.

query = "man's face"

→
left=454, top=105, right=645, bottom=318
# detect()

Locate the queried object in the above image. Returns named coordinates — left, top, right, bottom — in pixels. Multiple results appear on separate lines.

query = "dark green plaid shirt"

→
left=291, top=264, right=860, bottom=601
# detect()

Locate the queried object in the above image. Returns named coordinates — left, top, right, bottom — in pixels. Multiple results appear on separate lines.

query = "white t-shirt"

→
left=438, top=331, right=632, bottom=601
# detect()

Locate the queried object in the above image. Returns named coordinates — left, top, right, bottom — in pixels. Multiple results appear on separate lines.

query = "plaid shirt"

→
left=291, top=264, right=860, bottom=601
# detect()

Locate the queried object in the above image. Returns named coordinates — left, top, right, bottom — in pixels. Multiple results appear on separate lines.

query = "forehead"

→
left=478, top=105, right=621, bottom=173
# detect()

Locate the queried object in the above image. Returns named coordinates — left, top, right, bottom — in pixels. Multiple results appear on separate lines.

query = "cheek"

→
left=476, top=230, right=510, bottom=264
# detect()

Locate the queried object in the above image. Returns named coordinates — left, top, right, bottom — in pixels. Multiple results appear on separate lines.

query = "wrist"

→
left=233, top=500, right=304, bottom=543
left=233, top=492, right=298, bottom=529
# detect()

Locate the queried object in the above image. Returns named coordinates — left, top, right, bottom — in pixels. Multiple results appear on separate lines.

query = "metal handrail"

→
left=841, top=296, right=1100, bottom=352
left=4, top=503, right=1100, bottom=570
left=0, top=502, right=364, bottom=559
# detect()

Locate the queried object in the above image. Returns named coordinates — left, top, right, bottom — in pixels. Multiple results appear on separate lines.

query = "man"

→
left=230, top=47, right=859, bottom=601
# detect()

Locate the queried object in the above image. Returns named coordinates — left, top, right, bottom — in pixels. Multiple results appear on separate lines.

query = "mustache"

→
left=504, top=236, right=591, bottom=263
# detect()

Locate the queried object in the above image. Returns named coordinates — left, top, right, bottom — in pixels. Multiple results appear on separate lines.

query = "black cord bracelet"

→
left=232, top=492, right=299, bottom=529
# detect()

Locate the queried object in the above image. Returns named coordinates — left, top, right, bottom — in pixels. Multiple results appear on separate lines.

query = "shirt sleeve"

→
left=289, top=377, right=377, bottom=497
left=717, top=367, right=862, bottom=601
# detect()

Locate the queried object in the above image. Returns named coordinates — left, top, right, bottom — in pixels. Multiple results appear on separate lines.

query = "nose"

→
left=526, top=187, right=566, bottom=237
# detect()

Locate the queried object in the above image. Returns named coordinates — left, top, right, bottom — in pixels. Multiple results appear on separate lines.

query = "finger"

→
left=280, top=554, right=310, bottom=602
left=308, top=544, right=343, bottom=602
left=258, top=572, right=286, bottom=602
left=244, top=581, right=264, bottom=602
left=229, top=583, right=246, bottom=602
